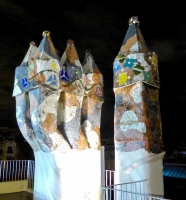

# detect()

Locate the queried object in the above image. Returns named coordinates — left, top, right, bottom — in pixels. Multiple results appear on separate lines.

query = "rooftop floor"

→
left=0, top=192, right=33, bottom=200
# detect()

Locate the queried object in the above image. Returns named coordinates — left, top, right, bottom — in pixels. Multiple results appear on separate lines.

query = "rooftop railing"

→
left=0, top=160, right=35, bottom=190
left=103, top=171, right=171, bottom=200
left=0, top=160, right=171, bottom=199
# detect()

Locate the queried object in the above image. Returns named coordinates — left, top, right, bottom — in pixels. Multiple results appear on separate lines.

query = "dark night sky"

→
left=1, top=0, right=186, bottom=151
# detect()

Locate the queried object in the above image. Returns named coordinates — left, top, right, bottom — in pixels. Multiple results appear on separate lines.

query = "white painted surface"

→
left=115, top=149, right=165, bottom=198
left=34, top=149, right=101, bottom=200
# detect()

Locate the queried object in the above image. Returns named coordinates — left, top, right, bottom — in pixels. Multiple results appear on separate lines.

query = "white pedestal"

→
left=34, top=149, right=101, bottom=200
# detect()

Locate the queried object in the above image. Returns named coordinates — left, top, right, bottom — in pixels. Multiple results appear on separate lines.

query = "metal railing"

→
left=102, top=183, right=170, bottom=200
left=0, top=160, right=35, bottom=190
left=0, top=160, right=170, bottom=199
left=103, top=170, right=171, bottom=200
left=105, top=170, right=115, bottom=186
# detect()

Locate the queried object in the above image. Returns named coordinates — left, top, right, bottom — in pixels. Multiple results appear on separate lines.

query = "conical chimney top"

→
left=113, top=16, right=160, bottom=88
left=20, top=40, right=37, bottom=66
left=120, top=16, right=149, bottom=54
left=34, top=30, right=60, bottom=60
left=82, top=50, right=100, bottom=74
left=60, top=39, right=81, bottom=67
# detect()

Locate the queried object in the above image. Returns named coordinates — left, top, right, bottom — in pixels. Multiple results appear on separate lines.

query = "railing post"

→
left=101, top=146, right=105, bottom=200
left=27, top=160, right=30, bottom=189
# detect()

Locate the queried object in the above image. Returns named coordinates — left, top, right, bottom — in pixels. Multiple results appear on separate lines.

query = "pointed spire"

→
left=60, top=39, right=82, bottom=84
left=120, top=16, right=149, bottom=54
left=60, top=39, right=81, bottom=67
left=13, top=41, right=37, bottom=97
left=34, top=30, right=60, bottom=60
left=113, top=16, right=160, bottom=88
left=20, top=41, right=37, bottom=67
left=82, top=50, right=104, bottom=100
left=82, top=49, right=100, bottom=74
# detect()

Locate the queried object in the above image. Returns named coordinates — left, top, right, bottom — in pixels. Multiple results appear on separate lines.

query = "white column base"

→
left=34, top=149, right=101, bottom=200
